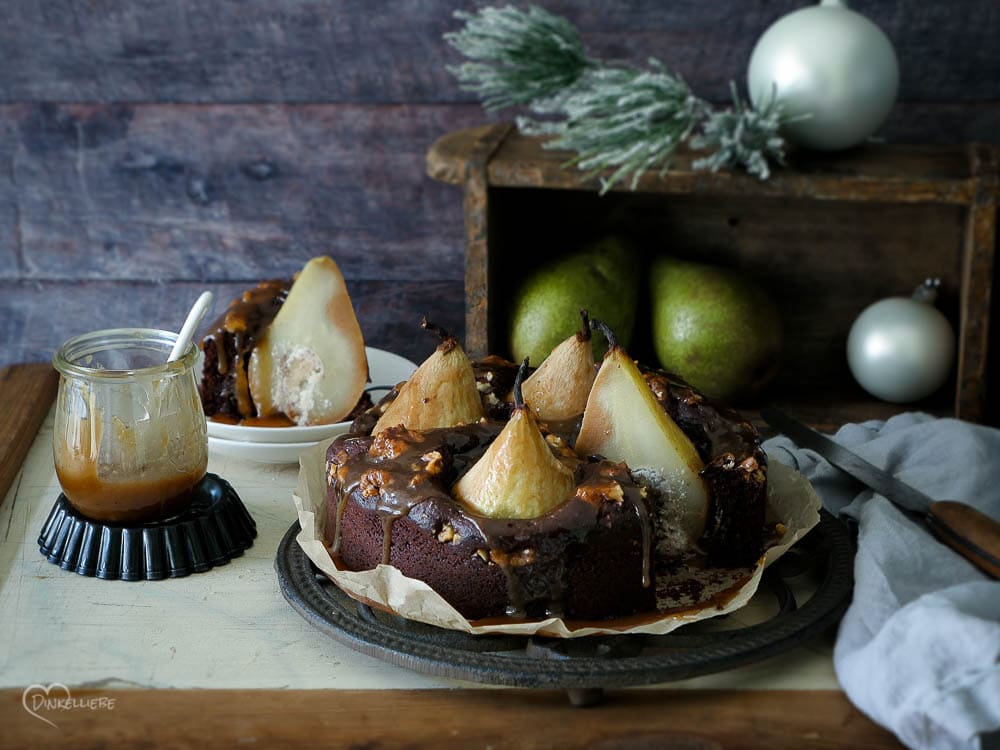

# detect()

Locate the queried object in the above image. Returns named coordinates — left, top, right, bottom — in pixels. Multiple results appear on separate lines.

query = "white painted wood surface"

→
left=0, top=409, right=841, bottom=691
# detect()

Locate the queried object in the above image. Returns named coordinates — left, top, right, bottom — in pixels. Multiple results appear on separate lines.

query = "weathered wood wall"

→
left=2, top=0, right=999, bottom=367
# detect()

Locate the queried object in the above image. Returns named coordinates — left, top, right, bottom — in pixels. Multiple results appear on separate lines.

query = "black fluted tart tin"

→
left=37, top=473, right=256, bottom=581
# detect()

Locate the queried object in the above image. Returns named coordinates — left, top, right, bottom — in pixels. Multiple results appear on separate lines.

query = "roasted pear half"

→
left=373, top=320, right=484, bottom=433
left=248, top=256, right=368, bottom=425
left=453, top=359, right=576, bottom=519
left=519, top=309, right=596, bottom=422
left=575, top=319, right=709, bottom=546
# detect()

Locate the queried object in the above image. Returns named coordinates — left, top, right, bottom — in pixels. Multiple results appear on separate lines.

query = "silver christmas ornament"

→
left=747, top=0, right=899, bottom=150
left=847, top=279, right=956, bottom=404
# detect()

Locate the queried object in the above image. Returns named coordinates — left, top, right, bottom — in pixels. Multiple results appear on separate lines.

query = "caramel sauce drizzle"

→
left=201, top=279, right=290, bottom=417
left=632, top=487, right=653, bottom=588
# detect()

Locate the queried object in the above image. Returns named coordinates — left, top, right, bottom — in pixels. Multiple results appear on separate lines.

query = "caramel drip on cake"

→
left=637, top=490, right=652, bottom=587
left=570, top=461, right=654, bottom=588
left=472, top=494, right=603, bottom=618
left=380, top=514, right=395, bottom=565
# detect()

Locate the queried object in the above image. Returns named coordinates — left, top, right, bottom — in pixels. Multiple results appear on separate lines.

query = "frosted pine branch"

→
left=445, top=6, right=592, bottom=110
left=523, top=62, right=711, bottom=192
left=446, top=6, right=786, bottom=187
left=690, top=84, right=786, bottom=180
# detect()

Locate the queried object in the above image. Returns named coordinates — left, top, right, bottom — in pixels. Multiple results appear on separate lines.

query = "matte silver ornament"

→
left=847, top=279, right=956, bottom=404
left=747, top=0, right=899, bottom=150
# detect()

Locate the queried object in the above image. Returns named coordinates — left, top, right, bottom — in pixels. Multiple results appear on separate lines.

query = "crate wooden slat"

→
left=428, top=125, right=999, bottom=425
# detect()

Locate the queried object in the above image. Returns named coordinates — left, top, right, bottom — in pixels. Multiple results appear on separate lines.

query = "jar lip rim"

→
left=52, top=328, right=199, bottom=380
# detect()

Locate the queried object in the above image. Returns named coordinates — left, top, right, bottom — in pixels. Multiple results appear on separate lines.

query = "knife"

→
left=761, top=407, right=1000, bottom=580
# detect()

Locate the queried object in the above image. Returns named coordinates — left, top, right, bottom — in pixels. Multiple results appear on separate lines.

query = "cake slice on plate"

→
left=200, top=256, right=369, bottom=426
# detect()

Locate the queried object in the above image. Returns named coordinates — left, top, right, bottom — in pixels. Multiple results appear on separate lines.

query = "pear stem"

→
left=576, top=308, right=592, bottom=342
left=421, top=317, right=458, bottom=353
left=512, top=357, right=530, bottom=410
left=589, top=318, right=620, bottom=352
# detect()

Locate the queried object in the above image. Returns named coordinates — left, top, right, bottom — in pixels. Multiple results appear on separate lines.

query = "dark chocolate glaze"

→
left=199, top=279, right=290, bottom=419
left=326, top=423, right=655, bottom=619
left=473, top=355, right=521, bottom=420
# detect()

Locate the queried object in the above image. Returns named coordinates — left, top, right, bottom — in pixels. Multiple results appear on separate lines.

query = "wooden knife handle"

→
left=927, top=501, right=1000, bottom=579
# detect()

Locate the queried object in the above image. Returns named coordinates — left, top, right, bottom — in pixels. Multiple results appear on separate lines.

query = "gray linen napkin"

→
left=764, top=413, right=1000, bottom=750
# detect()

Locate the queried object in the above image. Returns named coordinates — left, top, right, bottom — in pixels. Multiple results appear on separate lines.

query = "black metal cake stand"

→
left=275, top=510, right=854, bottom=706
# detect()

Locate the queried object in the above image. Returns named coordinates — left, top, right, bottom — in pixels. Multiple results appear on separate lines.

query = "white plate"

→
left=205, top=346, right=417, bottom=444
left=208, top=435, right=320, bottom=464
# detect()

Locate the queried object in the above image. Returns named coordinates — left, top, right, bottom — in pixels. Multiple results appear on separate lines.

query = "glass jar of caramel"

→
left=52, top=329, right=208, bottom=524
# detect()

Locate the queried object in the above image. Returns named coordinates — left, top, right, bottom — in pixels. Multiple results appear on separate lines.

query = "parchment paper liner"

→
left=293, top=438, right=821, bottom=638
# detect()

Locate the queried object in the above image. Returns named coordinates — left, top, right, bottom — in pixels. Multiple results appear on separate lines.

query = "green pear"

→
left=650, top=256, right=783, bottom=401
left=509, top=236, right=639, bottom=363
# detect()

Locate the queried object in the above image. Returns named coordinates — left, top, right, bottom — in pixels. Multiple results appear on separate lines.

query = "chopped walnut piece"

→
left=488, top=549, right=508, bottom=566
left=475, top=549, right=490, bottom=562
left=545, top=434, right=567, bottom=449
left=646, top=374, right=670, bottom=402
left=576, top=481, right=624, bottom=505
left=437, top=524, right=461, bottom=544
left=605, top=482, right=625, bottom=502
left=545, top=434, right=577, bottom=462
left=421, top=450, right=444, bottom=476
left=359, top=469, right=392, bottom=498
left=508, top=549, right=536, bottom=567
left=740, top=456, right=759, bottom=472
left=369, top=431, right=409, bottom=460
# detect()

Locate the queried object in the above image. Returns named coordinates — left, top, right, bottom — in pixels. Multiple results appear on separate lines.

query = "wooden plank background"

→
left=2, top=0, right=999, bottom=367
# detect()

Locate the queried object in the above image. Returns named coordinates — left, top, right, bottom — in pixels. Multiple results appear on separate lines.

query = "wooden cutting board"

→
left=0, top=361, right=904, bottom=749
left=0, top=363, right=58, bottom=506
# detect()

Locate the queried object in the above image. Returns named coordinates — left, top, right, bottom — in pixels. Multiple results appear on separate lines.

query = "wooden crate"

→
left=427, top=124, right=998, bottom=428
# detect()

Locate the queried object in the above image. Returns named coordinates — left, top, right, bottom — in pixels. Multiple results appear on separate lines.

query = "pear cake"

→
left=200, top=256, right=371, bottom=427
left=325, top=317, right=767, bottom=622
